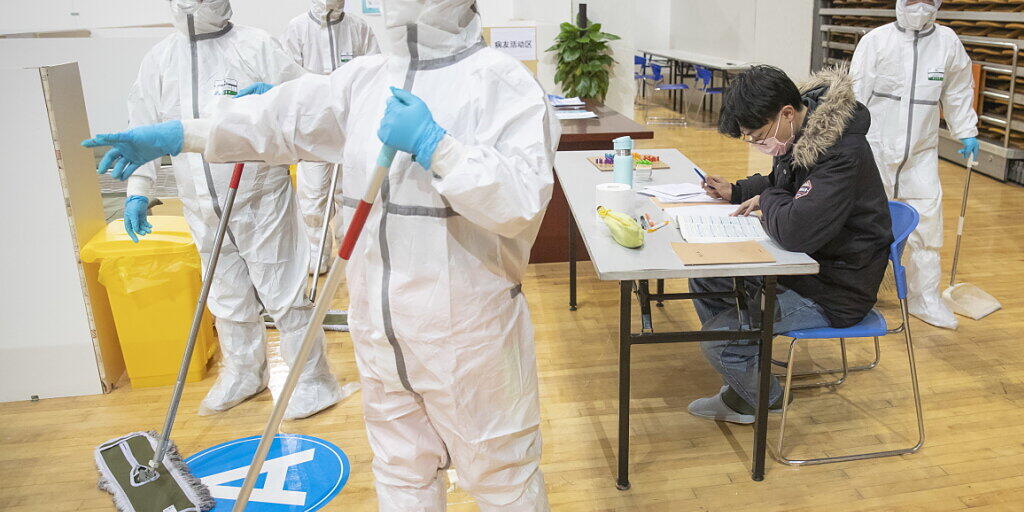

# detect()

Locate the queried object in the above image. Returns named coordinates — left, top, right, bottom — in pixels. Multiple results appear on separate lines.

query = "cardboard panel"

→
left=41, top=62, right=125, bottom=390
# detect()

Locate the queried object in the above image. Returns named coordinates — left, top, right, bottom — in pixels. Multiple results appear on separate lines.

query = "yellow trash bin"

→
left=81, top=216, right=218, bottom=388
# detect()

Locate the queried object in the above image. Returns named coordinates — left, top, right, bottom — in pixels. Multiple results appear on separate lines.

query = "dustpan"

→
left=943, top=283, right=1001, bottom=320
left=942, top=158, right=1001, bottom=320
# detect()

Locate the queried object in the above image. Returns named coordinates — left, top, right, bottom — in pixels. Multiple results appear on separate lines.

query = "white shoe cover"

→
left=200, top=318, right=269, bottom=415
left=909, top=291, right=959, bottom=329
left=199, top=364, right=269, bottom=415
left=283, top=376, right=358, bottom=420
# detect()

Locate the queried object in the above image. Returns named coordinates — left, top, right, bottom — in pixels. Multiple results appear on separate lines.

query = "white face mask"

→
left=169, top=0, right=232, bottom=36
left=897, top=2, right=938, bottom=31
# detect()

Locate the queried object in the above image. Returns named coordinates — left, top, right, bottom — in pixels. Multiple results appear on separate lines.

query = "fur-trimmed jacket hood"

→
left=792, top=65, right=864, bottom=169
left=730, top=65, right=893, bottom=328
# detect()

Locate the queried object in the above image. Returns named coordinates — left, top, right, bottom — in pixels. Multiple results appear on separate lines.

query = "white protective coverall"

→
left=126, top=0, right=344, bottom=419
left=850, top=0, right=978, bottom=329
left=179, top=1, right=559, bottom=508
left=280, top=0, right=380, bottom=274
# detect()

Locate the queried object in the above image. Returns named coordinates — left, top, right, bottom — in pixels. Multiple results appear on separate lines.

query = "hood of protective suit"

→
left=311, top=0, right=346, bottom=22
left=896, top=0, right=941, bottom=31
left=382, top=0, right=483, bottom=60
left=169, top=0, right=232, bottom=36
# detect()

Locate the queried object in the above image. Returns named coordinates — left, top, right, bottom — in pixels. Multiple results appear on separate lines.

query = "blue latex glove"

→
left=123, top=195, right=153, bottom=243
left=377, top=87, right=446, bottom=170
left=959, top=137, right=980, bottom=161
left=236, top=82, right=274, bottom=98
left=81, top=120, right=184, bottom=181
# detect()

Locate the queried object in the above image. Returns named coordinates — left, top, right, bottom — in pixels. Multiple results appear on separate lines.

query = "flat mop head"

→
left=96, top=431, right=214, bottom=512
left=943, top=283, right=1002, bottom=320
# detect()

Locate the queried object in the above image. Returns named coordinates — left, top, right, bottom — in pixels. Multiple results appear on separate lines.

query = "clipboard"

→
left=672, top=241, right=776, bottom=265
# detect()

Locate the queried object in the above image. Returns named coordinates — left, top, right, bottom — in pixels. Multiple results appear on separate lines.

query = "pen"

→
left=693, top=167, right=707, bottom=183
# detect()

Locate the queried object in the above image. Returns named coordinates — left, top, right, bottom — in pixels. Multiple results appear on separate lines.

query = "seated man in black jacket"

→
left=689, top=65, right=893, bottom=424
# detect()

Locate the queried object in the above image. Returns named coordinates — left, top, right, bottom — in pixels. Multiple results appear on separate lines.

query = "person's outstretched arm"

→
left=184, top=71, right=353, bottom=165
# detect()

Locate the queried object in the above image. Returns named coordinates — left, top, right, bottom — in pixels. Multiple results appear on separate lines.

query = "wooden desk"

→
left=530, top=101, right=654, bottom=263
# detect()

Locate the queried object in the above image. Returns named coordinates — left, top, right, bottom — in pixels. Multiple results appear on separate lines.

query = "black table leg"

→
left=617, top=280, right=632, bottom=491
left=751, top=276, right=778, bottom=481
left=637, top=280, right=653, bottom=333
left=656, top=279, right=665, bottom=307
left=569, top=212, right=578, bottom=311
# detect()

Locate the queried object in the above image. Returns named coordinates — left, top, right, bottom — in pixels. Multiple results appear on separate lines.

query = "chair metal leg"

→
left=771, top=337, right=849, bottom=390
left=645, top=87, right=688, bottom=126
left=769, top=301, right=925, bottom=466
left=773, top=336, right=880, bottom=384
left=788, top=338, right=849, bottom=389
left=774, top=338, right=799, bottom=463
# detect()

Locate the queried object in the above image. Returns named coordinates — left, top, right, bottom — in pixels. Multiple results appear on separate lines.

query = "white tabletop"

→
left=555, top=148, right=819, bottom=281
left=639, top=48, right=752, bottom=72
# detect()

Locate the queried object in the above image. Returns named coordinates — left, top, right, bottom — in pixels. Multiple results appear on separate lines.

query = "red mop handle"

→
left=338, top=145, right=397, bottom=260
left=229, top=162, right=245, bottom=188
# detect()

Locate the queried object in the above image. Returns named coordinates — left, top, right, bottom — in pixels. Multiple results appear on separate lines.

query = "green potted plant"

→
left=546, top=22, right=620, bottom=101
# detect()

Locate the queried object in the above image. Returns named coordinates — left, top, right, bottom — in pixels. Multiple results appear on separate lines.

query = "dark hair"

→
left=718, top=65, right=803, bottom=138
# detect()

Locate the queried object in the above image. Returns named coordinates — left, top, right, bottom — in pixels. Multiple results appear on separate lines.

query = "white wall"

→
left=569, top=0, right=638, bottom=117
left=632, top=0, right=672, bottom=51
left=0, top=35, right=165, bottom=135
left=0, top=0, right=384, bottom=135
left=0, top=0, right=320, bottom=35
left=0, top=66, right=105, bottom=401
left=669, top=0, right=814, bottom=81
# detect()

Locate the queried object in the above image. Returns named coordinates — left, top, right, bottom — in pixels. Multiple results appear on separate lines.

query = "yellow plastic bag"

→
left=597, top=206, right=645, bottom=248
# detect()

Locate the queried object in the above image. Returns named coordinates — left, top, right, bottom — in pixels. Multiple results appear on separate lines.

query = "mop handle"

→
left=151, top=162, right=245, bottom=469
left=309, top=163, right=342, bottom=301
left=339, top=145, right=396, bottom=260
left=231, top=146, right=396, bottom=512
left=949, top=159, right=976, bottom=287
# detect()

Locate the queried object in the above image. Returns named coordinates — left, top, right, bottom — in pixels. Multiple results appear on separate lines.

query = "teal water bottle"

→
left=613, top=136, right=634, bottom=187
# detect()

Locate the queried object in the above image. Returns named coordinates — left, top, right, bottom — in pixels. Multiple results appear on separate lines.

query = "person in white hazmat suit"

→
left=280, top=0, right=380, bottom=274
left=83, top=0, right=560, bottom=509
left=120, top=0, right=346, bottom=419
left=850, top=0, right=980, bottom=329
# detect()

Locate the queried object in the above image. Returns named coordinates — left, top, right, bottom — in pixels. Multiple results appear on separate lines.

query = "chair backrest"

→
left=650, top=63, right=664, bottom=81
left=634, top=55, right=647, bottom=67
left=888, top=201, right=920, bottom=300
left=695, top=65, right=714, bottom=86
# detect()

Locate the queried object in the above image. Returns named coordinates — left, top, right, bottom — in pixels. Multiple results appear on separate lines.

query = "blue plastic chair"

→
left=690, top=65, right=725, bottom=118
left=634, top=58, right=688, bottom=125
left=772, top=201, right=925, bottom=466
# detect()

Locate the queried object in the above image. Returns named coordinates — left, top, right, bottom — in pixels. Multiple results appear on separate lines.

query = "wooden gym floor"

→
left=2, top=105, right=1023, bottom=511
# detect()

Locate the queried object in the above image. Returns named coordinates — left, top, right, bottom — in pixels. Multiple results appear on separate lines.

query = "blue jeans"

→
left=689, top=277, right=831, bottom=409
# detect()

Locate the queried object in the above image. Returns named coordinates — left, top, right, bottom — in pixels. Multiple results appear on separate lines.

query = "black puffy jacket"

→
left=731, top=68, right=894, bottom=327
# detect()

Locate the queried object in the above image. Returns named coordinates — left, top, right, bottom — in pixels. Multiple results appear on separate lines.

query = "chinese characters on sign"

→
left=490, top=27, right=537, bottom=61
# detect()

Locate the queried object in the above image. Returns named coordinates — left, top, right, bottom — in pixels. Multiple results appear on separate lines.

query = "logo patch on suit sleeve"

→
left=795, top=180, right=813, bottom=199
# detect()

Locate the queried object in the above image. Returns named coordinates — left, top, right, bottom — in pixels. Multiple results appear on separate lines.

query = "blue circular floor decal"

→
left=185, top=434, right=349, bottom=511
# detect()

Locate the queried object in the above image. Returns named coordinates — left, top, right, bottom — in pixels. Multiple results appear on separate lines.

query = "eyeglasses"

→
left=741, top=117, right=777, bottom=145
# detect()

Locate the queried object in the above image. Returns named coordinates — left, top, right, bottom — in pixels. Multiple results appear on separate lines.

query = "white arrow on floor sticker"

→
left=200, top=448, right=315, bottom=506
